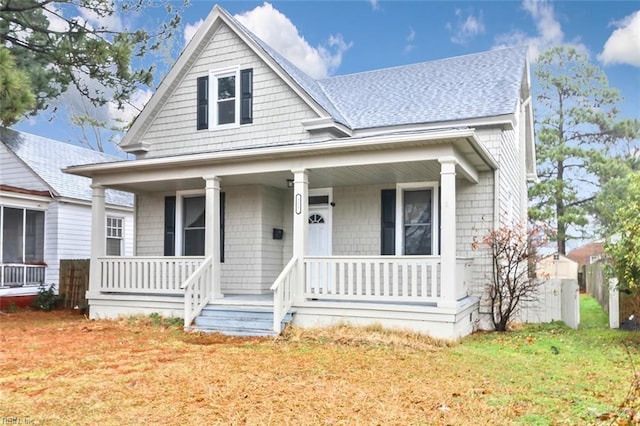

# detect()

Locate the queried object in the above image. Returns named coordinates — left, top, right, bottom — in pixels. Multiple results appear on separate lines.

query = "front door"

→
left=307, top=191, right=332, bottom=292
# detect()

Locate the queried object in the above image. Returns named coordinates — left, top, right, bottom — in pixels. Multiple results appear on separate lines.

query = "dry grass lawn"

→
left=0, top=301, right=637, bottom=425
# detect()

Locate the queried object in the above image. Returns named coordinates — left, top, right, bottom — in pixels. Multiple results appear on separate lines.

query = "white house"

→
left=0, top=129, right=134, bottom=305
left=66, top=5, right=536, bottom=339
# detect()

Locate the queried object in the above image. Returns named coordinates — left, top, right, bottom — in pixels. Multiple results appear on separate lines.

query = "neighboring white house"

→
left=0, top=129, right=134, bottom=303
left=66, top=5, right=536, bottom=339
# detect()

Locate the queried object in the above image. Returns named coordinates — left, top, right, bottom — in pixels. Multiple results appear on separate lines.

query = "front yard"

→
left=0, top=296, right=638, bottom=425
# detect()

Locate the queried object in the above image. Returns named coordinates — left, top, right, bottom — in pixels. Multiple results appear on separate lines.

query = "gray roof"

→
left=318, top=47, right=527, bottom=129
left=0, top=128, right=133, bottom=207
left=231, top=10, right=526, bottom=130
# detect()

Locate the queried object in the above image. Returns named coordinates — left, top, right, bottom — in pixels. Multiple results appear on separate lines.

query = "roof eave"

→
left=65, top=128, right=485, bottom=178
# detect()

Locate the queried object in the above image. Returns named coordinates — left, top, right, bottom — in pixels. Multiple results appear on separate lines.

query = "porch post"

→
left=204, top=176, right=222, bottom=298
left=89, top=184, right=105, bottom=293
left=438, top=158, right=457, bottom=308
left=292, top=169, right=308, bottom=303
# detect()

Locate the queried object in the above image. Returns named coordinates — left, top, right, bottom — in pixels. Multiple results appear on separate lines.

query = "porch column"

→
left=292, top=169, right=308, bottom=303
left=89, top=184, right=105, bottom=293
left=439, top=158, right=457, bottom=308
left=204, top=176, right=222, bottom=298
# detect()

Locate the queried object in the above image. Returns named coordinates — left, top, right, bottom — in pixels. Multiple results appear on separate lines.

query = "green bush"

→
left=32, top=283, right=58, bottom=311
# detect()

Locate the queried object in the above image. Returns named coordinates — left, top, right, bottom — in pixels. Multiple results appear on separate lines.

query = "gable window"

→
left=106, top=217, right=123, bottom=256
left=380, top=183, right=439, bottom=256
left=197, top=68, right=253, bottom=130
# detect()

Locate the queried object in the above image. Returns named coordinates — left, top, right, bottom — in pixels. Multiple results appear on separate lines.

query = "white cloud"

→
left=234, top=2, right=352, bottom=79
left=76, top=4, right=123, bottom=32
left=404, top=26, right=416, bottom=53
left=599, top=11, right=640, bottom=67
left=370, top=0, right=380, bottom=11
left=493, top=0, right=587, bottom=62
left=109, top=89, right=153, bottom=126
left=184, top=19, right=204, bottom=46
left=447, top=8, right=485, bottom=45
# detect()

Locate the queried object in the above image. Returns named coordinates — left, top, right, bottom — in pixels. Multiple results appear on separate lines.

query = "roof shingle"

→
left=1, top=128, right=133, bottom=207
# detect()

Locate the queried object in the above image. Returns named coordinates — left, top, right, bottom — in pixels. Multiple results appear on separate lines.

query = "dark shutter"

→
left=240, top=68, right=253, bottom=124
left=381, top=189, right=396, bottom=255
left=220, top=192, right=225, bottom=263
left=196, top=76, right=208, bottom=130
left=164, top=196, right=176, bottom=256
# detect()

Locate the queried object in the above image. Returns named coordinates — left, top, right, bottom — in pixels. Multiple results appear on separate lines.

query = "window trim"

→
left=0, top=205, right=46, bottom=264
left=210, top=66, right=241, bottom=130
left=175, top=190, right=204, bottom=256
left=106, top=216, right=124, bottom=256
left=394, top=182, right=440, bottom=256
left=173, top=190, right=225, bottom=261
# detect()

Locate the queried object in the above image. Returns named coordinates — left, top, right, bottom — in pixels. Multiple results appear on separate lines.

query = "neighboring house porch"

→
left=71, top=129, right=492, bottom=339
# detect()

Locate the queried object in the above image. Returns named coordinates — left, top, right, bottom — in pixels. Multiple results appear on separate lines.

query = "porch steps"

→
left=192, top=305, right=293, bottom=337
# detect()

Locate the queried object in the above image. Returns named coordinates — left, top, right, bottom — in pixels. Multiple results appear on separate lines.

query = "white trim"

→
left=0, top=191, right=51, bottom=208
left=175, top=189, right=205, bottom=256
left=308, top=188, right=333, bottom=257
left=69, top=129, right=492, bottom=177
left=394, top=182, right=439, bottom=255
left=106, top=216, right=124, bottom=256
left=209, top=66, right=241, bottom=130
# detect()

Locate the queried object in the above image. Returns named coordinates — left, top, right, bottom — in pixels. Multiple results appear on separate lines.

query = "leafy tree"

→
left=0, top=46, right=35, bottom=126
left=0, top=0, right=183, bottom=127
left=529, top=45, right=637, bottom=254
left=602, top=172, right=640, bottom=292
left=473, top=222, right=549, bottom=332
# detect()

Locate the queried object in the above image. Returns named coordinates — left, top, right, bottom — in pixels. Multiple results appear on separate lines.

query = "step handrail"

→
left=271, top=256, right=298, bottom=333
left=182, top=256, right=214, bottom=328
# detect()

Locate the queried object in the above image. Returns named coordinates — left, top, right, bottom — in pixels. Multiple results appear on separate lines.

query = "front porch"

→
left=87, top=254, right=478, bottom=338
left=71, top=129, right=496, bottom=339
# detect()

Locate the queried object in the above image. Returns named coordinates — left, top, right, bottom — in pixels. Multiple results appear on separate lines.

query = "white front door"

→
left=307, top=190, right=332, bottom=292
left=308, top=206, right=330, bottom=256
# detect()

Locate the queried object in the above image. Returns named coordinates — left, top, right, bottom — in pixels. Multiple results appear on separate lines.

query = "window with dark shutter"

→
left=381, top=189, right=396, bottom=255
left=164, top=194, right=225, bottom=262
left=240, top=68, right=253, bottom=124
left=164, top=196, right=176, bottom=256
left=196, top=76, right=208, bottom=130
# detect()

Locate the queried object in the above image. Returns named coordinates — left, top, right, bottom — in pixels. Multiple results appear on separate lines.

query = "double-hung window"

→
left=197, top=67, right=253, bottom=130
left=106, top=217, right=123, bottom=256
left=164, top=193, right=225, bottom=261
left=380, top=183, right=439, bottom=256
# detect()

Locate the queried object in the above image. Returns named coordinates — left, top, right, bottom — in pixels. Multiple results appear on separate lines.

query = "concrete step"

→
left=191, top=305, right=293, bottom=337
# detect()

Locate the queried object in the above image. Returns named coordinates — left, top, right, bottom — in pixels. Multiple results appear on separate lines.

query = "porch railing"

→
left=181, top=256, right=214, bottom=327
left=0, top=264, right=46, bottom=287
left=270, top=256, right=298, bottom=333
left=98, top=256, right=204, bottom=295
left=304, top=256, right=474, bottom=303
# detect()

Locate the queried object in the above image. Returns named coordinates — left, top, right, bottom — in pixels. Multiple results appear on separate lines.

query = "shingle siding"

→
left=138, top=22, right=319, bottom=158
left=333, top=184, right=391, bottom=255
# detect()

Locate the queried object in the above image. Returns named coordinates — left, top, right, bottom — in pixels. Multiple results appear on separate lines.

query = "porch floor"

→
left=210, top=293, right=273, bottom=306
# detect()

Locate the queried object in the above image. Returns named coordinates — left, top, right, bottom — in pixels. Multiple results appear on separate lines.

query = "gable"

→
left=128, top=20, right=322, bottom=159
left=0, top=129, right=133, bottom=207
left=0, top=142, right=50, bottom=194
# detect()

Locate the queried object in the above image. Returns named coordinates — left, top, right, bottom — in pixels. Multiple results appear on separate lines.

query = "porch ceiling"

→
left=68, top=129, right=495, bottom=193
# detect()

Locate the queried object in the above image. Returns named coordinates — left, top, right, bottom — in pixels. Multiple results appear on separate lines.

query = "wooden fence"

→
left=59, top=260, right=90, bottom=309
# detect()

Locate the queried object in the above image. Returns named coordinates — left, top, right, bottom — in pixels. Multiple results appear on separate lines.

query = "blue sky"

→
left=13, top=1, right=640, bottom=153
